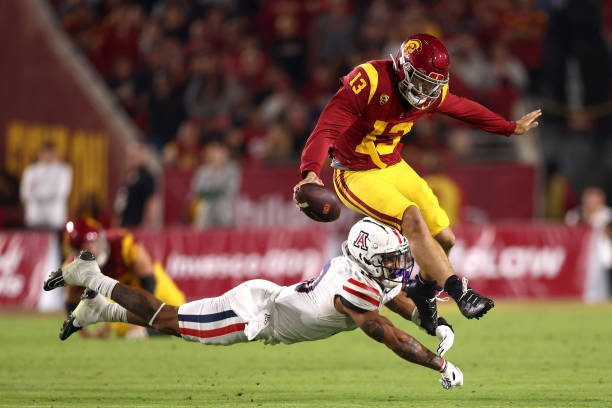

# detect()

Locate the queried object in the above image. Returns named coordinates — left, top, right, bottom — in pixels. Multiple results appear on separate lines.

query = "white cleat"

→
left=43, top=251, right=102, bottom=291
left=440, top=361, right=464, bottom=390
left=59, top=289, right=109, bottom=340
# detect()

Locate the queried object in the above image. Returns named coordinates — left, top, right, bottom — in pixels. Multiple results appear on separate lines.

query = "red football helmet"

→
left=392, top=33, right=450, bottom=110
left=65, top=217, right=109, bottom=266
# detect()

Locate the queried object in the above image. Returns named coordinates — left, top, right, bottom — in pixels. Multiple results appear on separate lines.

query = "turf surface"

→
left=1, top=302, right=611, bottom=407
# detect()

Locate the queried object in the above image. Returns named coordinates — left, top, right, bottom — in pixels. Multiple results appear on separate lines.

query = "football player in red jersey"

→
left=293, top=33, right=542, bottom=334
left=62, top=217, right=185, bottom=338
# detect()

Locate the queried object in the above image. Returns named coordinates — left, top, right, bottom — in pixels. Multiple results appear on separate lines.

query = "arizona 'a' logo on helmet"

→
left=392, top=33, right=450, bottom=110
left=353, top=231, right=369, bottom=250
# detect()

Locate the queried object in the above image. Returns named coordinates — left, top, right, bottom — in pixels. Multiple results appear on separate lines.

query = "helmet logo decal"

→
left=353, top=231, right=369, bottom=251
left=404, top=39, right=422, bottom=56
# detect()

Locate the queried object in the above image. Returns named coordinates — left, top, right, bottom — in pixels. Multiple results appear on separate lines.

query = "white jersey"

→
left=267, top=255, right=401, bottom=344
left=177, top=255, right=401, bottom=346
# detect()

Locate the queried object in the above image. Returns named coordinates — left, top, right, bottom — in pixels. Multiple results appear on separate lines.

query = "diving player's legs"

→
left=44, top=251, right=180, bottom=339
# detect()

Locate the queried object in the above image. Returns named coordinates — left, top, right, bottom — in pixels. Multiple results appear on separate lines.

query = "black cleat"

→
left=457, top=288, right=494, bottom=319
left=404, top=278, right=438, bottom=335
left=59, top=289, right=99, bottom=341
left=43, top=251, right=97, bottom=291
left=59, top=315, right=82, bottom=341
left=43, top=268, right=65, bottom=291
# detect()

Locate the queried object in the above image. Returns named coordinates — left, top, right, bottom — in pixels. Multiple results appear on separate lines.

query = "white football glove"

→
left=439, top=361, right=463, bottom=390
left=435, top=325, right=454, bottom=357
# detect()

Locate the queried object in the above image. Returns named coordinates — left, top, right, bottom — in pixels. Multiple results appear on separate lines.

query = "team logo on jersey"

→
left=379, top=94, right=390, bottom=105
left=404, top=39, right=422, bottom=55
left=353, top=231, right=369, bottom=250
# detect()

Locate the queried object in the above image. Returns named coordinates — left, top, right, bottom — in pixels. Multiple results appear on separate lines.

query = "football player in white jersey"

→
left=44, top=217, right=463, bottom=389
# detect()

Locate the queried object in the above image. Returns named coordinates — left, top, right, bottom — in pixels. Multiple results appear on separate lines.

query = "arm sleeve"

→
left=299, top=65, right=373, bottom=178
left=436, top=92, right=517, bottom=136
left=339, top=277, right=382, bottom=312
left=299, top=87, right=361, bottom=177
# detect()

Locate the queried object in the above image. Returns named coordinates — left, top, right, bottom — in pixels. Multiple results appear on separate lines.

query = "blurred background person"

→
left=19, top=141, right=73, bottom=231
left=566, top=187, right=612, bottom=300
left=114, top=141, right=160, bottom=228
left=190, top=136, right=240, bottom=229
left=63, top=217, right=185, bottom=338
left=565, top=187, right=612, bottom=230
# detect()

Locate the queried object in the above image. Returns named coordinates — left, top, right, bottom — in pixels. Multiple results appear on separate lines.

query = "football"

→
left=295, top=183, right=341, bottom=222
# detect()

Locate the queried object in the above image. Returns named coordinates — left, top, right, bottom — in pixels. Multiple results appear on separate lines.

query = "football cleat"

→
left=59, top=289, right=106, bottom=341
left=404, top=277, right=438, bottom=335
left=439, top=361, right=463, bottom=389
left=43, top=251, right=99, bottom=291
left=457, top=278, right=494, bottom=319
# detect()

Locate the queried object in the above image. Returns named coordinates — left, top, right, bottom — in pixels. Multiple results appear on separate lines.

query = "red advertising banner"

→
left=0, top=223, right=593, bottom=309
left=134, top=227, right=328, bottom=300
left=0, top=232, right=53, bottom=308
left=450, top=223, right=592, bottom=298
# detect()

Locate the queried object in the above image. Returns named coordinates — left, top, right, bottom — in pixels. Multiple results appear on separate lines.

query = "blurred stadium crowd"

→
left=51, top=0, right=551, bottom=164
left=26, top=0, right=606, bottom=230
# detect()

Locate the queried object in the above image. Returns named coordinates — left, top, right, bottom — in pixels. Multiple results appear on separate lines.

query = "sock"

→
left=102, top=302, right=128, bottom=323
left=444, top=275, right=464, bottom=302
left=87, top=274, right=118, bottom=298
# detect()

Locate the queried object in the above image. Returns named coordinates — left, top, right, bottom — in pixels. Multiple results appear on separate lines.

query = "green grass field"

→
left=1, top=302, right=611, bottom=408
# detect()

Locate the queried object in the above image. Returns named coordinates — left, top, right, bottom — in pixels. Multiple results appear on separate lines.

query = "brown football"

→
left=295, top=183, right=341, bottom=222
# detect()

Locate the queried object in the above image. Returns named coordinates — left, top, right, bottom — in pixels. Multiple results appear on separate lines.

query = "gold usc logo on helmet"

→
left=403, top=39, right=422, bottom=55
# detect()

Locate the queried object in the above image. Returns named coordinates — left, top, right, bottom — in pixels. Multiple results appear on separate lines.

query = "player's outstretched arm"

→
left=335, top=295, right=443, bottom=371
left=386, top=290, right=455, bottom=356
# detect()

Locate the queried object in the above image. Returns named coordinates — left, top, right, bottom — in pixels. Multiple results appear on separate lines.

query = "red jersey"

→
left=300, top=60, right=517, bottom=177
left=101, top=229, right=139, bottom=281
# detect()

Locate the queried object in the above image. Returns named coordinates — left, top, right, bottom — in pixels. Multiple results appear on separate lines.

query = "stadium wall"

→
left=0, top=0, right=140, bottom=224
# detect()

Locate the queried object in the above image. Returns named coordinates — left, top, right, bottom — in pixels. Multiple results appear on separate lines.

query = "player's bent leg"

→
left=434, top=227, right=456, bottom=255
left=401, top=206, right=453, bottom=285
left=401, top=206, right=494, bottom=319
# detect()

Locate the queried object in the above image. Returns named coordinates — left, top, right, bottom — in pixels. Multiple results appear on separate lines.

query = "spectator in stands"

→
left=565, top=187, right=612, bottom=230
left=162, top=120, right=203, bottom=170
left=190, top=137, right=240, bottom=228
left=147, top=69, right=186, bottom=151
left=183, top=50, right=234, bottom=135
left=566, top=187, right=612, bottom=300
left=20, top=141, right=72, bottom=230
left=484, top=43, right=528, bottom=119
left=114, top=141, right=159, bottom=228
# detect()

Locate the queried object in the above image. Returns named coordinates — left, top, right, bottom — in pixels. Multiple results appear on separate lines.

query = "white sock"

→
left=102, top=302, right=128, bottom=323
left=87, top=275, right=118, bottom=298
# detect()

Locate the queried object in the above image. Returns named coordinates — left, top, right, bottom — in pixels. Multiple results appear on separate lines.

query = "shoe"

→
left=457, top=277, right=494, bottom=319
left=43, top=251, right=100, bottom=291
left=59, top=289, right=107, bottom=341
left=404, top=277, right=438, bottom=336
